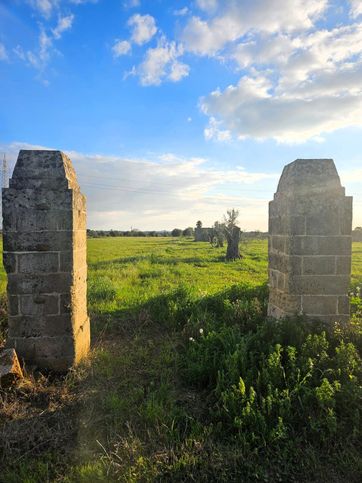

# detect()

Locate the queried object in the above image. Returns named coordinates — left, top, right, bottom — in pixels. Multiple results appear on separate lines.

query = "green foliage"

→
left=182, top=309, right=362, bottom=460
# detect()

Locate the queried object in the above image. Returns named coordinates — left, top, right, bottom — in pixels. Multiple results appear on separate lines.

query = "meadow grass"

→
left=0, top=237, right=362, bottom=482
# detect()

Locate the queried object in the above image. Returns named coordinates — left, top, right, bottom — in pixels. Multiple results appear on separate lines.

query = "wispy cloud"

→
left=0, top=43, right=8, bottom=60
left=174, top=7, right=189, bottom=17
left=14, top=13, right=75, bottom=75
left=52, top=14, right=74, bottom=39
left=28, top=0, right=59, bottom=18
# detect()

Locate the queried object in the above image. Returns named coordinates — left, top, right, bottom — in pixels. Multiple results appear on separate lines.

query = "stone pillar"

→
left=268, top=159, right=352, bottom=324
left=2, top=150, right=90, bottom=371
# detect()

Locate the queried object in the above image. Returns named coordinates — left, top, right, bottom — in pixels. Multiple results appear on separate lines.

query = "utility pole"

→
left=2, top=153, right=9, bottom=189
left=1, top=153, right=9, bottom=223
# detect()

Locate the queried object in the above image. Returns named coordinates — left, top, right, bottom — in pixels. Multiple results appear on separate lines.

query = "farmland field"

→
left=1, top=237, right=362, bottom=482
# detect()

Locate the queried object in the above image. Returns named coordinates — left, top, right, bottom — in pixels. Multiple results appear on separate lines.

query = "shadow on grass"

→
left=1, top=282, right=268, bottom=481
left=89, top=282, right=269, bottom=340
left=89, top=255, right=220, bottom=269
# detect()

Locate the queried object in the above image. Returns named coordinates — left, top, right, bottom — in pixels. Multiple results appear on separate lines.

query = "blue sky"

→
left=1, top=0, right=362, bottom=230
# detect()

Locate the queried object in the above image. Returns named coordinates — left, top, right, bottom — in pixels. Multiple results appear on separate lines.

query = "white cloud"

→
left=128, top=13, right=157, bottom=45
left=112, top=40, right=131, bottom=57
left=196, top=0, right=218, bottom=13
left=0, top=43, right=7, bottom=60
left=70, top=0, right=98, bottom=4
left=201, top=69, right=362, bottom=143
left=174, top=7, right=189, bottom=16
left=181, top=0, right=327, bottom=55
left=52, top=14, right=74, bottom=39
left=123, top=0, right=140, bottom=8
left=15, top=10, right=76, bottom=73
left=232, top=33, right=296, bottom=69
left=1, top=142, right=276, bottom=230
left=169, top=59, right=190, bottom=82
left=25, top=29, right=53, bottom=70
left=139, top=37, right=189, bottom=86
left=28, top=0, right=59, bottom=18
left=349, top=0, right=362, bottom=18
left=196, top=6, right=362, bottom=142
left=204, top=117, right=231, bottom=142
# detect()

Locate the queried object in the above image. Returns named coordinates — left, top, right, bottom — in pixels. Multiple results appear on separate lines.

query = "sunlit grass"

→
left=1, top=237, right=362, bottom=482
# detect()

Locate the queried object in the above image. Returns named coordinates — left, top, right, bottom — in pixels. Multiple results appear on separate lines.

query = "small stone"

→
left=0, top=348, right=23, bottom=388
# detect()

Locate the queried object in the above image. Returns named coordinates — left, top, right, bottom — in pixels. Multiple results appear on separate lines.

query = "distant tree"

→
left=223, top=209, right=242, bottom=261
left=196, top=220, right=202, bottom=229
left=172, top=228, right=182, bottom=237
left=183, top=227, right=194, bottom=237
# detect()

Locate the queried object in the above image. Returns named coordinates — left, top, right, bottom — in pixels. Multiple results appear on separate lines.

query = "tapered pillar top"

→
left=10, top=150, right=79, bottom=190
left=276, top=159, right=343, bottom=196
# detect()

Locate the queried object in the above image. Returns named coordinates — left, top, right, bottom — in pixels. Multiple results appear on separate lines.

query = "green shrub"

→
left=182, top=307, right=362, bottom=455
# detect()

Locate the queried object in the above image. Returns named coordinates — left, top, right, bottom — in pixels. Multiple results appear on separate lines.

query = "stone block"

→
left=336, top=256, right=351, bottom=275
left=340, top=198, right=353, bottom=235
left=289, top=236, right=351, bottom=256
left=3, top=231, right=72, bottom=252
left=8, top=273, right=73, bottom=295
left=2, top=188, right=73, bottom=211
left=18, top=253, right=59, bottom=274
left=302, top=295, right=337, bottom=315
left=269, top=252, right=302, bottom=275
left=0, top=348, right=23, bottom=388
left=268, top=290, right=302, bottom=313
left=337, top=296, right=350, bottom=315
left=8, top=295, right=19, bottom=316
left=2, top=208, right=73, bottom=232
left=306, top=208, right=340, bottom=236
left=20, top=294, right=59, bottom=316
left=8, top=316, right=44, bottom=338
left=6, top=335, right=76, bottom=371
left=290, top=275, right=349, bottom=295
left=11, top=313, right=73, bottom=339
left=271, top=236, right=286, bottom=253
left=302, top=256, right=336, bottom=275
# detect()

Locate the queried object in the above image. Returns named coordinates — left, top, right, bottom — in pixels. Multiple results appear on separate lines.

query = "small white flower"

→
left=199, top=328, right=204, bottom=335
left=189, top=337, right=195, bottom=342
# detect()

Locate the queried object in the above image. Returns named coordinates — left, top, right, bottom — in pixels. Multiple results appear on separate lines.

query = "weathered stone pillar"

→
left=2, top=150, right=90, bottom=371
left=268, top=159, right=352, bottom=324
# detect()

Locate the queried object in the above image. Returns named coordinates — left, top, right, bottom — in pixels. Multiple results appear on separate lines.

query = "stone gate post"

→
left=2, top=150, right=90, bottom=371
left=268, top=159, right=352, bottom=324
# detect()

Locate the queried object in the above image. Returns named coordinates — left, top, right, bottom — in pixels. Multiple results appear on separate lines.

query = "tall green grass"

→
left=0, top=237, right=362, bottom=482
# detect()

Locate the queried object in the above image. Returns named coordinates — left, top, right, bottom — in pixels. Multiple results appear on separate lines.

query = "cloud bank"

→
left=1, top=142, right=276, bottom=231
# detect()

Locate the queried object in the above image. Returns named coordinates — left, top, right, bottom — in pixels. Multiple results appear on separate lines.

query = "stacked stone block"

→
left=268, top=159, right=352, bottom=324
left=2, top=150, right=90, bottom=371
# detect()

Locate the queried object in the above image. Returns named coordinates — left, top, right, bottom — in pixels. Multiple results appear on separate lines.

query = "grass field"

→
left=1, top=237, right=362, bottom=482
